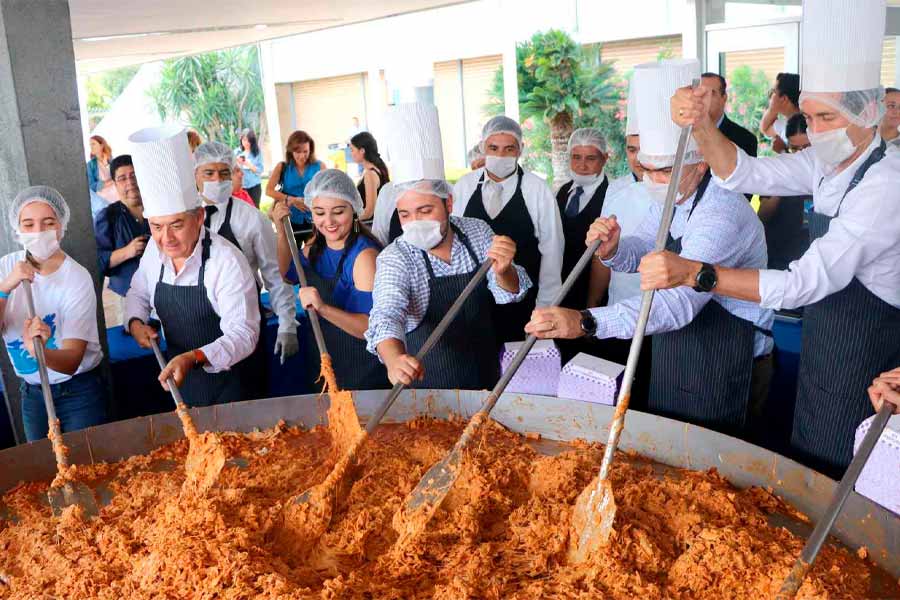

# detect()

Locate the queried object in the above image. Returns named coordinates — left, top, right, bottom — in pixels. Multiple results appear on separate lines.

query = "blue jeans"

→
left=20, top=368, right=108, bottom=442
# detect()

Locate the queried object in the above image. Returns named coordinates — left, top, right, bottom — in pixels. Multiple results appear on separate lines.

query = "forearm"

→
left=42, top=345, right=85, bottom=375
left=495, top=266, right=520, bottom=295
left=377, top=337, right=407, bottom=363
left=587, top=259, right=611, bottom=307
left=108, top=247, right=132, bottom=269
left=693, top=124, right=738, bottom=180
left=760, top=106, right=778, bottom=137
left=319, top=304, right=369, bottom=339
left=680, top=262, right=761, bottom=303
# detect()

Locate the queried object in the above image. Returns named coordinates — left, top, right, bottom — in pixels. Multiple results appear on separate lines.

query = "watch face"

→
left=698, top=269, right=717, bottom=291
left=581, top=312, right=597, bottom=335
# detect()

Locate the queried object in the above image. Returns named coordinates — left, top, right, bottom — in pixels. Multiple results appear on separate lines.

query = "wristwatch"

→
left=579, top=310, right=598, bottom=337
left=693, top=262, right=718, bottom=293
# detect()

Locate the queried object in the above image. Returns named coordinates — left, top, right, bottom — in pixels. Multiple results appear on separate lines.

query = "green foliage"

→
left=86, top=65, right=139, bottom=127
left=726, top=65, right=773, bottom=154
left=149, top=46, right=264, bottom=150
left=486, top=30, right=627, bottom=181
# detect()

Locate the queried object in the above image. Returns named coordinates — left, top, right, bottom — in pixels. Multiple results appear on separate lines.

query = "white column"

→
left=258, top=41, right=282, bottom=172
left=366, top=67, right=385, bottom=139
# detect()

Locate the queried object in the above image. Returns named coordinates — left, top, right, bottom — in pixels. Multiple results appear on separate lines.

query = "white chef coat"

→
left=716, top=134, right=900, bottom=310
left=453, top=167, right=564, bottom=306
left=204, top=198, right=297, bottom=334
left=0, top=252, right=103, bottom=385
left=372, top=181, right=397, bottom=247
left=124, top=229, right=260, bottom=373
left=599, top=180, right=654, bottom=306
left=560, top=175, right=607, bottom=215
left=606, top=173, right=637, bottom=201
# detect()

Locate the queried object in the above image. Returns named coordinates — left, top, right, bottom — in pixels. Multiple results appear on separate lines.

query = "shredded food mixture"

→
left=0, top=416, right=894, bottom=599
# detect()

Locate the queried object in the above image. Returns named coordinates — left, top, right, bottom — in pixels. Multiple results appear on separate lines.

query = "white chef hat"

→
left=129, top=124, right=200, bottom=218
left=625, top=72, right=640, bottom=136
left=383, top=102, right=445, bottom=184
left=799, top=0, right=887, bottom=127
left=635, top=59, right=702, bottom=169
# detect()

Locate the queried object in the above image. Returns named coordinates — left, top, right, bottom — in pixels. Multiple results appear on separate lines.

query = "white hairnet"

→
left=393, top=179, right=453, bottom=205
left=567, top=128, right=608, bottom=157
left=799, top=88, right=886, bottom=128
left=303, top=168, right=364, bottom=215
left=9, top=186, right=70, bottom=235
left=193, top=141, right=235, bottom=170
left=480, top=115, right=523, bottom=149
left=466, top=143, right=484, bottom=165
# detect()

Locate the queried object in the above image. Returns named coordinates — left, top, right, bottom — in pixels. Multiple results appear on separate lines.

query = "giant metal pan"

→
left=1, top=390, right=897, bottom=578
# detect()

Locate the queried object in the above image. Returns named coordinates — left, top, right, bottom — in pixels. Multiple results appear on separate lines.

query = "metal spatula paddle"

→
left=278, top=258, right=495, bottom=550
left=22, top=280, right=99, bottom=517
left=392, top=238, right=603, bottom=547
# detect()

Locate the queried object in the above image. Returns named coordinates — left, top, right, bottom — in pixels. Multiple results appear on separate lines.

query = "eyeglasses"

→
left=114, top=172, right=138, bottom=183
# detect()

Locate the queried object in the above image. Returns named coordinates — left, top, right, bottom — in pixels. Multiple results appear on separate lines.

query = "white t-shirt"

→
left=0, top=252, right=103, bottom=385
left=600, top=181, right=654, bottom=307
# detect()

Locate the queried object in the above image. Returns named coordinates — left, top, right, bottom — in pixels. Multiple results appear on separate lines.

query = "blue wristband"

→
left=0, top=290, right=9, bottom=299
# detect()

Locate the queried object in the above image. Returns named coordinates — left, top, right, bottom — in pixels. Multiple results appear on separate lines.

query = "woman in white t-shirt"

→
left=0, top=186, right=106, bottom=441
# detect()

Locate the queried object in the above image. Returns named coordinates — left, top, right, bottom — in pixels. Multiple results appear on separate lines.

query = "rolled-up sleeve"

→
left=714, top=146, right=816, bottom=197
left=365, top=249, right=412, bottom=356
left=201, top=252, right=260, bottom=372
left=465, top=217, right=532, bottom=304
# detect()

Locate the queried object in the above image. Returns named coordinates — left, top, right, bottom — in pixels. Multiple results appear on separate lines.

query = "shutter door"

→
left=602, top=35, right=683, bottom=75
left=293, top=74, right=366, bottom=163
left=883, top=37, right=897, bottom=87
left=434, top=60, right=465, bottom=171
left=723, top=47, right=785, bottom=84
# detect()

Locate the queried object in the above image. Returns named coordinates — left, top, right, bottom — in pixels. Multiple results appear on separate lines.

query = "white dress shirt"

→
left=125, top=230, right=261, bottom=373
left=716, top=135, right=900, bottom=310
left=453, top=167, right=564, bottom=306
left=606, top=173, right=637, bottom=201
left=560, top=175, right=606, bottom=215
left=205, top=198, right=297, bottom=334
left=599, top=180, right=654, bottom=306
left=598, top=180, right=774, bottom=357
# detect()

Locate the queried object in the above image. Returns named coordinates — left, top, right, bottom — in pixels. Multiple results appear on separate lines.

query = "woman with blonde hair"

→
left=87, top=135, right=118, bottom=202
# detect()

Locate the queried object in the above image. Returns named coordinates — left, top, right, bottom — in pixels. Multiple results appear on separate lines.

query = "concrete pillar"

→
left=258, top=41, right=282, bottom=173
left=0, top=0, right=108, bottom=443
left=682, top=0, right=725, bottom=70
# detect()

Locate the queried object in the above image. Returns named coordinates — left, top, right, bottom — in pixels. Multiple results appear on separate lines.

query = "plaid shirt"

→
left=365, top=216, right=532, bottom=355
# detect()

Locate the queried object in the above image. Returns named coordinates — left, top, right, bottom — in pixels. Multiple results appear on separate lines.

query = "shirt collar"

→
left=716, top=113, right=725, bottom=128
left=571, top=174, right=606, bottom=198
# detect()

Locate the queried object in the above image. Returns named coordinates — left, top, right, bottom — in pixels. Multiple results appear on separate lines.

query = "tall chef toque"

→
left=634, top=58, right=702, bottom=169
left=799, top=0, right=887, bottom=127
left=129, top=124, right=200, bottom=218
left=382, top=102, right=446, bottom=184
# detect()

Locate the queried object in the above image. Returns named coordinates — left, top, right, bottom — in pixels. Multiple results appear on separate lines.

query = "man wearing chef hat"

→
left=193, top=141, right=300, bottom=397
left=453, top=115, right=565, bottom=345
left=525, top=59, right=774, bottom=436
left=648, top=0, right=900, bottom=477
left=124, top=125, right=260, bottom=406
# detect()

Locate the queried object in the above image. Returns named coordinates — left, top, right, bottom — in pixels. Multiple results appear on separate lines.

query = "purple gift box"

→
left=557, top=353, right=625, bottom=406
left=854, top=414, right=900, bottom=517
left=500, top=339, right=561, bottom=396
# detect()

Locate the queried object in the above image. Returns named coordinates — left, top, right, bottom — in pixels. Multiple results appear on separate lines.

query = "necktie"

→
left=204, top=205, right=218, bottom=228
left=482, top=180, right=503, bottom=220
left=565, top=186, right=584, bottom=218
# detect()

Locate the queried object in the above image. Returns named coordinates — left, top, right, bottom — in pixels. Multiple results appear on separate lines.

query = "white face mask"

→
left=641, top=176, right=671, bottom=205
left=808, top=126, right=858, bottom=168
left=18, top=229, right=60, bottom=261
left=401, top=219, right=445, bottom=250
left=572, top=171, right=602, bottom=187
left=201, top=180, right=233, bottom=205
left=485, top=155, right=518, bottom=179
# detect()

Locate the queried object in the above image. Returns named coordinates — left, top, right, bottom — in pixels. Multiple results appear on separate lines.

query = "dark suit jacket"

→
left=719, top=115, right=758, bottom=199
left=719, top=114, right=758, bottom=157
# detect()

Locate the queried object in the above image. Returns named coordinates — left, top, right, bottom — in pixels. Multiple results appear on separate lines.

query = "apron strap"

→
left=823, top=139, right=888, bottom=218
left=198, top=228, right=212, bottom=291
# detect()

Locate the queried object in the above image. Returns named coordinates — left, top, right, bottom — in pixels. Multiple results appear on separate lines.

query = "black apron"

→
left=303, top=249, right=390, bottom=390
left=555, top=178, right=608, bottom=310
left=405, top=223, right=500, bottom=390
left=648, top=174, right=765, bottom=434
left=388, top=206, right=403, bottom=244
left=463, top=167, right=541, bottom=344
left=153, top=228, right=246, bottom=407
left=206, top=199, right=269, bottom=400
left=792, top=140, right=900, bottom=476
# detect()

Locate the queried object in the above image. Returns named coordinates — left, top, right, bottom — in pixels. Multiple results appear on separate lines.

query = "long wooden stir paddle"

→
left=149, top=338, right=226, bottom=495
left=21, top=279, right=99, bottom=517
left=568, top=78, right=700, bottom=563
left=278, top=255, right=494, bottom=550
left=391, top=238, right=603, bottom=547
left=775, top=401, right=896, bottom=599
